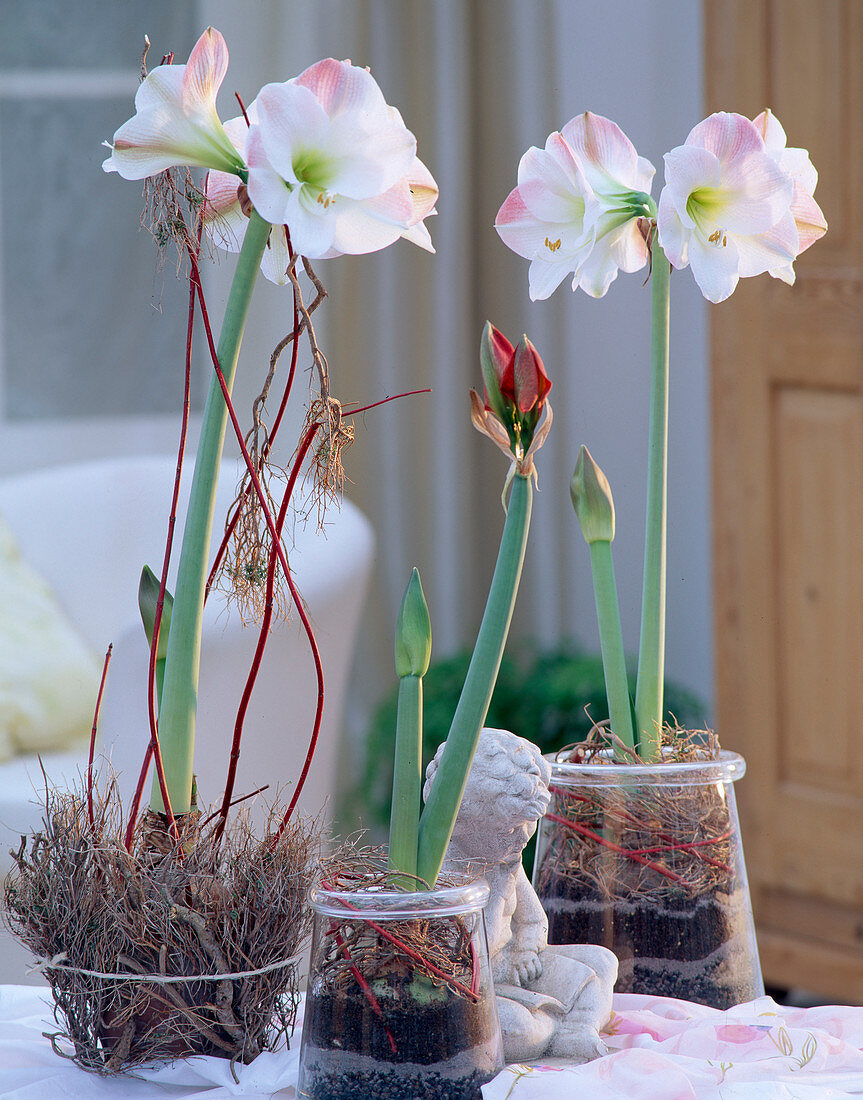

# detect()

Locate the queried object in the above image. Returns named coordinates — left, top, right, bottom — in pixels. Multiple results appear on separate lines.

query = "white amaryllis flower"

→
left=495, top=112, right=655, bottom=300
left=752, top=109, right=827, bottom=283
left=657, top=112, right=797, bottom=303
left=102, top=27, right=245, bottom=180
left=245, top=59, right=437, bottom=259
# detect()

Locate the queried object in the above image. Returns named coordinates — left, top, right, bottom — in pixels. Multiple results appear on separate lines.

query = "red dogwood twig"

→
left=544, top=811, right=688, bottom=885
left=211, top=421, right=321, bottom=844
left=87, top=644, right=113, bottom=830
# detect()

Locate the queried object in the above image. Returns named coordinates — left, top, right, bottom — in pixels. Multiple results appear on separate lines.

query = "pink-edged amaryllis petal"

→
left=752, top=108, right=827, bottom=280
left=295, top=58, right=388, bottom=120
left=182, top=25, right=229, bottom=111
left=103, top=27, right=243, bottom=180
left=561, top=111, right=654, bottom=197
left=245, top=58, right=435, bottom=259
left=658, top=110, right=806, bottom=303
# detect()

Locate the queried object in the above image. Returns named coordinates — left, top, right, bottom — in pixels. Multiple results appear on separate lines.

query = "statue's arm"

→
left=508, top=864, right=548, bottom=985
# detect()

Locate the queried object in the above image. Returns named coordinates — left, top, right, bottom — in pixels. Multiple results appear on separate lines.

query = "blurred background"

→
left=2, top=1, right=860, bottom=1003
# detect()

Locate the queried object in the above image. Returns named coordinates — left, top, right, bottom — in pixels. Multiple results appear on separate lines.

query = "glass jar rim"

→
left=309, top=873, right=490, bottom=919
left=547, top=748, right=746, bottom=787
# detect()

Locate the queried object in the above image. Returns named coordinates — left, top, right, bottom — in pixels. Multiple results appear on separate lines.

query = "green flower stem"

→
left=151, top=211, right=271, bottom=814
left=389, top=674, right=423, bottom=881
left=635, top=242, right=671, bottom=762
left=588, top=540, right=634, bottom=757
left=417, top=472, right=533, bottom=886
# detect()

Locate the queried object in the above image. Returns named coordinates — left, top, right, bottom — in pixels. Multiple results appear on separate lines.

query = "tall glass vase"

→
left=532, top=749, right=763, bottom=1008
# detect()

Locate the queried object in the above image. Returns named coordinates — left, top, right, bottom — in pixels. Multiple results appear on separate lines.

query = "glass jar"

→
left=297, top=869, right=503, bottom=1100
left=532, top=749, right=763, bottom=1008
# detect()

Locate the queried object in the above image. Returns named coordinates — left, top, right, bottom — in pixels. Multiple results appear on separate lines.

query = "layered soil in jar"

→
left=540, top=875, right=759, bottom=1008
left=301, top=977, right=500, bottom=1100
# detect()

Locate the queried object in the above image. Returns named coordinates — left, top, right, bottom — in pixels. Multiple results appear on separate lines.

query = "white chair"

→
left=0, top=455, right=374, bottom=983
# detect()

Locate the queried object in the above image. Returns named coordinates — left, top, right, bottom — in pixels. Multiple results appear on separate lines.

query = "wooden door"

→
left=707, top=0, right=863, bottom=999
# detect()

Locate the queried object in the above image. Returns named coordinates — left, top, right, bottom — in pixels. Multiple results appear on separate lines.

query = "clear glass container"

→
left=297, top=869, right=503, bottom=1100
left=532, top=750, right=763, bottom=1008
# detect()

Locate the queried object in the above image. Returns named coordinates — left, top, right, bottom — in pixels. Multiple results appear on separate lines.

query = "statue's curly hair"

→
left=424, top=727, right=551, bottom=826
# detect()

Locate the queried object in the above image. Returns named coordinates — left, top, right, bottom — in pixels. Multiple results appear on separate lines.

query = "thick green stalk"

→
left=635, top=243, right=671, bottom=761
left=389, top=675, right=423, bottom=880
left=416, top=473, right=533, bottom=886
left=589, top=540, right=634, bottom=756
left=151, top=211, right=270, bottom=814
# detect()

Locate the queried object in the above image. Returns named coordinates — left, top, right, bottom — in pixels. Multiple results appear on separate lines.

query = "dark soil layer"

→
left=542, top=877, right=761, bottom=1009
left=300, top=984, right=500, bottom=1100
left=300, top=1067, right=490, bottom=1100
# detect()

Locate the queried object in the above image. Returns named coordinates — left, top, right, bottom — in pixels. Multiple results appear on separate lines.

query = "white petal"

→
left=791, top=185, right=827, bottom=252
left=260, top=226, right=292, bottom=284
left=574, top=242, right=623, bottom=298
left=132, top=63, right=185, bottom=114
left=688, top=234, right=741, bottom=303
left=518, top=135, right=592, bottom=223
left=752, top=108, right=787, bottom=152
left=331, top=205, right=403, bottom=255
left=246, top=126, right=293, bottom=223
left=400, top=218, right=435, bottom=252
left=287, top=188, right=337, bottom=258
left=719, top=148, right=793, bottom=233
left=528, top=258, right=573, bottom=301
left=323, top=111, right=416, bottom=198
left=256, top=82, right=329, bottom=184
left=607, top=219, right=650, bottom=274
left=656, top=197, right=690, bottom=270
left=736, top=211, right=798, bottom=278
left=780, top=146, right=818, bottom=196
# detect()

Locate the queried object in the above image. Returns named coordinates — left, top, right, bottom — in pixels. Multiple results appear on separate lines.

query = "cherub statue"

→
left=424, top=727, right=618, bottom=1063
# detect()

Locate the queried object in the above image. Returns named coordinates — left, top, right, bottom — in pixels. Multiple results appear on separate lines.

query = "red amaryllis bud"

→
left=505, top=336, right=552, bottom=415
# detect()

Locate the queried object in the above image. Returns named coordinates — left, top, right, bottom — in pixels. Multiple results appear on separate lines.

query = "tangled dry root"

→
left=537, top=724, right=734, bottom=902
left=4, top=775, right=319, bottom=1074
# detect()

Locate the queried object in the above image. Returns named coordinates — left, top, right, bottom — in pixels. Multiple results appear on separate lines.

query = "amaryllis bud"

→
left=395, top=567, right=432, bottom=678
left=571, top=446, right=615, bottom=544
left=480, top=321, right=514, bottom=422
left=473, top=324, right=553, bottom=474
left=509, top=336, right=552, bottom=417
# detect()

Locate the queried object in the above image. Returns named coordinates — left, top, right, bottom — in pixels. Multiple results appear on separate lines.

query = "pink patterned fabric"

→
left=482, top=994, right=863, bottom=1098
left=3, top=986, right=863, bottom=1097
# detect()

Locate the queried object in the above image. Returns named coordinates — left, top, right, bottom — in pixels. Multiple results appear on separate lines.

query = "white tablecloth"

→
left=2, top=984, right=863, bottom=1098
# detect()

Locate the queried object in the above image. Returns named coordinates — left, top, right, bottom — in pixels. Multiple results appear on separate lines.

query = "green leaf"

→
left=138, top=565, right=173, bottom=660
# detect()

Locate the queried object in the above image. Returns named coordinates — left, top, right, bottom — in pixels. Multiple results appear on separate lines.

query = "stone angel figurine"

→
left=424, top=727, right=618, bottom=1063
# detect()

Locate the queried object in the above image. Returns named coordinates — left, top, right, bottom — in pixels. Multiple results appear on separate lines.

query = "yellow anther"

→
left=544, top=236, right=562, bottom=253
